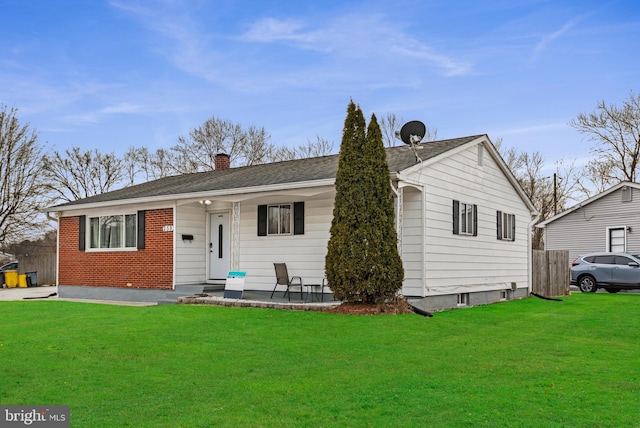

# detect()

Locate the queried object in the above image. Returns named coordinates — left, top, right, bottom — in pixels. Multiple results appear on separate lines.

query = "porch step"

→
left=203, top=284, right=225, bottom=293
left=158, top=284, right=225, bottom=305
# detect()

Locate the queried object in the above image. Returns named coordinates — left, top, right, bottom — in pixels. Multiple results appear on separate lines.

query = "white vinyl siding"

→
left=400, top=187, right=424, bottom=296
left=174, top=203, right=207, bottom=285
left=237, top=190, right=335, bottom=291
left=402, top=141, right=530, bottom=296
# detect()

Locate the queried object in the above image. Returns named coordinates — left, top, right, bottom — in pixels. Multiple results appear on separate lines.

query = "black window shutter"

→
left=78, top=215, right=86, bottom=251
left=293, top=202, right=305, bottom=235
left=496, top=211, right=502, bottom=240
left=511, top=215, right=516, bottom=241
left=473, top=204, right=478, bottom=236
left=452, top=200, right=459, bottom=235
left=137, top=210, right=146, bottom=249
left=257, top=205, right=267, bottom=236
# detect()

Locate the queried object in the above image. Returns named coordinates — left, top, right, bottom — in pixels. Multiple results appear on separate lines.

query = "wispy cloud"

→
left=65, top=103, right=144, bottom=124
left=109, top=1, right=222, bottom=82
left=241, top=18, right=310, bottom=44
left=391, top=45, right=471, bottom=77
left=240, top=14, right=471, bottom=77
left=494, top=122, right=569, bottom=136
left=531, top=15, right=584, bottom=60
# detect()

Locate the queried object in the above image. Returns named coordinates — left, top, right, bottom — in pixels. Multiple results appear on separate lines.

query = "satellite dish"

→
left=399, top=121, right=426, bottom=146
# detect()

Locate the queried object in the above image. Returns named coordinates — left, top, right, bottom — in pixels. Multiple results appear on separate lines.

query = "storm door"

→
left=209, top=212, right=230, bottom=280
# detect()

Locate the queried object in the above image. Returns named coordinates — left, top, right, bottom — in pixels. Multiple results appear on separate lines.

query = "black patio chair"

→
left=270, top=263, right=303, bottom=301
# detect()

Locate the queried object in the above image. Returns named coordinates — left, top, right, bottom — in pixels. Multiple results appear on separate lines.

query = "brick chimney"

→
left=214, top=153, right=230, bottom=170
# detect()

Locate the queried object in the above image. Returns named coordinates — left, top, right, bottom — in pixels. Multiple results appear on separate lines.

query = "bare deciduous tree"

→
left=379, top=113, right=438, bottom=147
left=576, top=157, right=615, bottom=198
left=240, top=125, right=275, bottom=166
left=176, top=116, right=336, bottom=170
left=125, top=146, right=178, bottom=182
left=498, top=143, right=580, bottom=249
left=570, top=91, right=640, bottom=188
left=42, top=147, right=125, bottom=203
left=173, top=116, right=272, bottom=171
left=0, top=105, right=46, bottom=245
left=268, top=136, right=335, bottom=162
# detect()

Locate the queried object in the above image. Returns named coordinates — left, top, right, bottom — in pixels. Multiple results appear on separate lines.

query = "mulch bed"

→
left=328, top=297, right=415, bottom=315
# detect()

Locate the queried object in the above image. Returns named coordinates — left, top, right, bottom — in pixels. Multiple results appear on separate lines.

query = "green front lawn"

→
left=1, top=294, right=639, bottom=427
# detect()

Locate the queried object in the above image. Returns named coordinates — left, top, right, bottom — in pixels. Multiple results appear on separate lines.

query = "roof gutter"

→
left=45, top=178, right=337, bottom=213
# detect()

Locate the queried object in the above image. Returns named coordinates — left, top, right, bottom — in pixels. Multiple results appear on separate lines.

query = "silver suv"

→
left=571, top=252, right=640, bottom=293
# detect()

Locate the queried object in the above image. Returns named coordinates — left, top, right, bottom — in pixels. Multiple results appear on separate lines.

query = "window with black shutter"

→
left=497, top=211, right=515, bottom=241
left=258, top=202, right=304, bottom=236
left=78, top=215, right=86, bottom=251
left=453, top=200, right=477, bottom=236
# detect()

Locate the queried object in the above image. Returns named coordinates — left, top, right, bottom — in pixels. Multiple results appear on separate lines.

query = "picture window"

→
left=89, top=214, right=137, bottom=249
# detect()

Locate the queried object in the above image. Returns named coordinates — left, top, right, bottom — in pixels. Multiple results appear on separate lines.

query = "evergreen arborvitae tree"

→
left=325, top=102, right=404, bottom=304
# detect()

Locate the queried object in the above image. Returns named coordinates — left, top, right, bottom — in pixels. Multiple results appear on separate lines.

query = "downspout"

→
left=390, top=180, right=400, bottom=238
left=527, top=212, right=541, bottom=295
left=390, top=181, right=404, bottom=297
left=422, top=184, right=426, bottom=297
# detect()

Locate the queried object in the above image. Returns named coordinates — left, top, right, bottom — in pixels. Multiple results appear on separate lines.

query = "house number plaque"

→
left=162, top=225, right=174, bottom=232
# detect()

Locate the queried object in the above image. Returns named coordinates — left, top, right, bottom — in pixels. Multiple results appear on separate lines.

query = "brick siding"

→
left=58, top=208, right=174, bottom=290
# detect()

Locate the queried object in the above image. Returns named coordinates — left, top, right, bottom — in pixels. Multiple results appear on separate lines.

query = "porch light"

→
left=199, top=200, right=212, bottom=205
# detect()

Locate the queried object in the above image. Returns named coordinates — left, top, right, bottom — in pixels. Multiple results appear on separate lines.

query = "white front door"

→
left=209, top=212, right=230, bottom=280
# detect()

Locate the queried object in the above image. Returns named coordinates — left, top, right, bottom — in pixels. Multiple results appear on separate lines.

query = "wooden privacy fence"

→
left=16, top=253, right=57, bottom=286
left=532, top=250, right=570, bottom=296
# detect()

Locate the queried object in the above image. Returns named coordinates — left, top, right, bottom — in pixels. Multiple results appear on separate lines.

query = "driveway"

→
left=0, top=285, right=58, bottom=301
left=570, top=285, right=640, bottom=294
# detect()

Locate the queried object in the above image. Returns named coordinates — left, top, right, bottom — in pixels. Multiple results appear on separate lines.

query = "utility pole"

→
left=553, top=173, right=557, bottom=216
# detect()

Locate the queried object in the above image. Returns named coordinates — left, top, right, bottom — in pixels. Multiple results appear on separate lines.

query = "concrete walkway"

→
left=0, top=285, right=155, bottom=306
left=0, top=285, right=58, bottom=301
left=178, top=290, right=340, bottom=312
left=0, top=286, right=338, bottom=309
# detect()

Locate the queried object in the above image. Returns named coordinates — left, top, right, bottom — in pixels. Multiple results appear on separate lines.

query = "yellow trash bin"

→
left=5, top=270, right=18, bottom=288
left=18, top=274, right=28, bottom=288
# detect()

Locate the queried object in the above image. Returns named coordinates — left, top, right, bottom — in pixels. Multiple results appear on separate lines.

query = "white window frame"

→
left=606, top=226, right=627, bottom=253
left=502, top=213, right=515, bottom=241
left=459, top=203, right=475, bottom=236
left=457, top=293, right=469, bottom=306
left=267, top=204, right=292, bottom=235
left=88, top=213, right=138, bottom=251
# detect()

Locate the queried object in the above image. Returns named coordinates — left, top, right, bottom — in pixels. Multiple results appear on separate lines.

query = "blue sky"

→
left=1, top=0, right=639, bottom=172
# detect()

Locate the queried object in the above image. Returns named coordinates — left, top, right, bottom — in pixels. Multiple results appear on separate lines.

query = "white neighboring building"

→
left=539, top=181, right=640, bottom=261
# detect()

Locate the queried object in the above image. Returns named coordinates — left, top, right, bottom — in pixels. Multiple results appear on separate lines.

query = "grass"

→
left=1, top=294, right=639, bottom=427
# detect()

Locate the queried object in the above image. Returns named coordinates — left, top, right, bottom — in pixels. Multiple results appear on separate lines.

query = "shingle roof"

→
left=51, top=135, right=483, bottom=209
